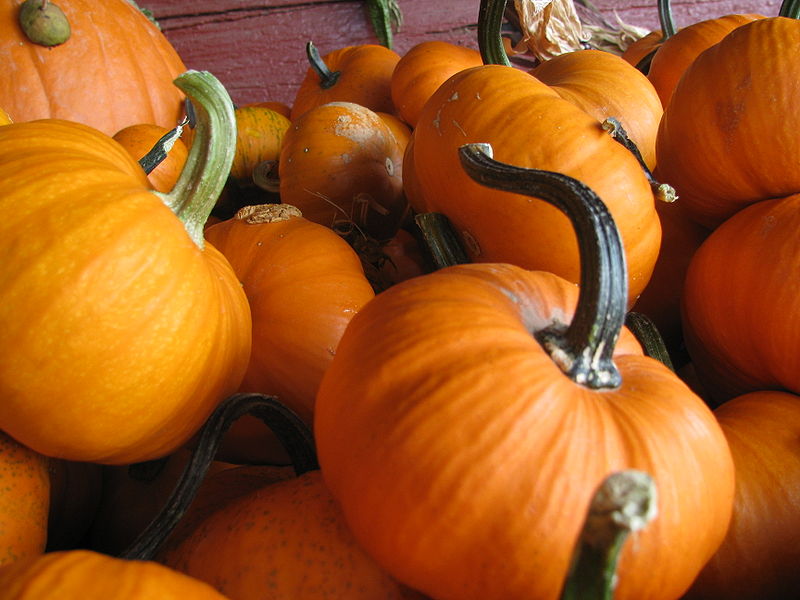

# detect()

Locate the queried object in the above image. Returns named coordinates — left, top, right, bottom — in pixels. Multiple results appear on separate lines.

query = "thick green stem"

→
left=478, top=0, right=511, bottom=66
left=459, top=143, right=626, bottom=389
left=306, top=41, right=340, bottom=89
left=560, top=470, right=658, bottom=600
left=779, top=0, right=800, bottom=17
left=657, top=0, right=677, bottom=39
left=119, top=393, right=318, bottom=561
left=157, top=70, right=237, bottom=249
left=364, top=0, right=403, bottom=49
left=624, top=311, right=675, bottom=371
left=414, top=212, right=470, bottom=269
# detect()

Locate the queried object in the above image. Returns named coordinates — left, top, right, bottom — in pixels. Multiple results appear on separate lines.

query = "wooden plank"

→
left=140, top=0, right=783, bottom=107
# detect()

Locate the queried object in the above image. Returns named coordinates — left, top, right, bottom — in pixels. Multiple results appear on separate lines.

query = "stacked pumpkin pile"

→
left=0, top=0, right=798, bottom=598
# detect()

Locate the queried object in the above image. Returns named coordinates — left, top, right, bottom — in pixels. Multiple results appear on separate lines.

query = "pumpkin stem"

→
left=602, top=118, right=676, bottom=203
left=624, top=311, right=675, bottom=371
left=459, top=142, right=626, bottom=389
left=478, top=0, right=512, bottom=66
left=305, top=41, right=341, bottom=89
left=560, top=470, right=658, bottom=600
left=779, top=0, right=800, bottom=18
left=414, top=212, right=471, bottom=269
left=137, top=116, right=189, bottom=175
left=364, top=0, right=403, bottom=49
left=118, top=393, right=318, bottom=561
left=657, top=0, right=677, bottom=39
left=157, top=70, right=237, bottom=249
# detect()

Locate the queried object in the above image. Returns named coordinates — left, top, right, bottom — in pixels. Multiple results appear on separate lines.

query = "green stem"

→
left=119, top=393, right=318, bottom=561
left=779, top=0, right=800, bottom=17
left=364, top=0, right=403, bottom=49
left=657, top=0, right=677, bottom=39
left=560, top=470, right=658, bottom=600
left=478, top=0, right=511, bottom=66
left=624, top=311, right=675, bottom=371
left=157, top=70, right=237, bottom=249
left=305, top=41, right=340, bottom=89
left=414, top=212, right=470, bottom=269
left=459, top=143, right=626, bottom=389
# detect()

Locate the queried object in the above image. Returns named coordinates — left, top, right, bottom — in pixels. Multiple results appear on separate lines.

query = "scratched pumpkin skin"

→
left=278, top=101, right=407, bottom=241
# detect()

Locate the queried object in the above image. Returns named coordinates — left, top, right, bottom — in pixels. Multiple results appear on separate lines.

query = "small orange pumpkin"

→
left=113, top=123, right=189, bottom=193
left=0, top=549, right=231, bottom=599
left=279, top=101, right=408, bottom=241
left=290, top=42, right=400, bottom=121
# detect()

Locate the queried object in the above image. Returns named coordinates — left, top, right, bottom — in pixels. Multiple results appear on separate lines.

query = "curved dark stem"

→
left=478, top=0, right=511, bottom=66
left=306, top=41, right=340, bottom=89
left=602, top=118, right=676, bottom=204
left=459, top=143, right=625, bottom=389
left=119, top=393, right=318, bottom=561
left=625, top=311, right=675, bottom=371
left=414, top=212, right=471, bottom=269
left=779, top=0, right=800, bottom=17
left=657, top=0, right=677, bottom=39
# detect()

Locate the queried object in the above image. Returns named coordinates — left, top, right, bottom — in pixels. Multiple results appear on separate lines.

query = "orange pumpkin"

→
left=0, top=71, right=251, bottom=464
left=655, top=15, right=800, bottom=228
left=681, top=193, right=800, bottom=404
left=0, top=0, right=186, bottom=136
left=647, top=12, right=763, bottom=107
left=390, top=40, right=483, bottom=127
left=279, top=101, right=408, bottom=241
left=0, top=432, right=50, bottom=566
left=314, top=144, right=734, bottom=600
left=204, top=204, right=375, bottom=462
left=230, top=105, right=290, bottom=184
left=290, top=42, right=400, bottom=121
left=0, top=550, right=231, bottom=599
left=685, top=391, right=800, bottom=600
left=113, top=123, right=189, bottom=193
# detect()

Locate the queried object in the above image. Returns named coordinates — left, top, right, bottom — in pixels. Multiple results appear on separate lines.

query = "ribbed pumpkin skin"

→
left=685, top=391, right=800, bottom=600
left=204, top=206, right=375, bottom=425
left=655, top=17, right=800, bottom=228
left=1, top=0, right=186, bottom=136
left=314, top=263, right=735, bottom=600
left=158, top=470, right=415, bottom=600
left=0, top=550, right=231, bottom=599
left=647, top=14, right=763, bottom=108
left=531, top=49, right=663, bottom=169
left=230, top=106, right=290, bottom=182
left=291, top=44, right=401, bottom=121
left=681, top=194, right=800, bottom=404
left=412, top=65, right=661, bottom=305
left=0, top=432, right=49, bottom=567
left=390, top=40, right=483, bottom=127
left=0, top=119, right=251, bottom=464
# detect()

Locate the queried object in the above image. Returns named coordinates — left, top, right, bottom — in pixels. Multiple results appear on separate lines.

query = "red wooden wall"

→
left=141, top=0, right=783, bottom=107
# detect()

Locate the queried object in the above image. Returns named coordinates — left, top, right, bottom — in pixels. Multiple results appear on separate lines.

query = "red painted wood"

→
left=141, top=0, right=782, bottom=107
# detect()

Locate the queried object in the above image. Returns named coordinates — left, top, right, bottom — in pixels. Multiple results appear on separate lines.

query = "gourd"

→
left=313, top=143, right=734, bottom=600
left=0, top=71, right=251, bottom=464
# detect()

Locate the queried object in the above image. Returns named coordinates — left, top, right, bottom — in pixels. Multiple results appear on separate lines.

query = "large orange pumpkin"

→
left=0, top=0, right=187, bottom=136
left=0, top=71, right=251, bottom=464
left=655, top=15, right=800, bottom=228
left=314, top=144, right=734, bottom=600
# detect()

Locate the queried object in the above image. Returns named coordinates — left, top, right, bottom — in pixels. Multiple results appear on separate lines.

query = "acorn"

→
left=18, top=0, right=71, bottom=47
